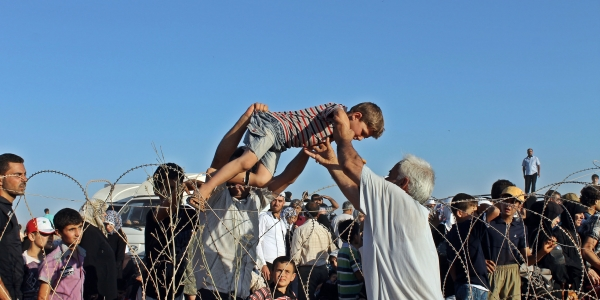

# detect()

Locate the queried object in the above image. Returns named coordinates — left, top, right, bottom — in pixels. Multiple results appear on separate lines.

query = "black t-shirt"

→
left=446, top=216, right=490, bottom=289
left=144, top=207, right=196, bottom=298
left=0, top=196, right=24, bottom=300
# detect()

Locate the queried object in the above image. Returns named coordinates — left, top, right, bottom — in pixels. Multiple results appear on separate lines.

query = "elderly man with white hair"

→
left=306, top=113, right=443, bottom=299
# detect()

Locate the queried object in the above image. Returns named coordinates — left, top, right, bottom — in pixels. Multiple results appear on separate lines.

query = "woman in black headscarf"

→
left=526, top=201, right=568, bottom=288
left=554, top=200, right=588, bottom=290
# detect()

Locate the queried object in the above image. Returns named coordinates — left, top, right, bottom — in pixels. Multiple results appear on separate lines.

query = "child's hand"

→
left=542, top=236, right=558, bottom=254
left=244, top=103, right=269, bottom=118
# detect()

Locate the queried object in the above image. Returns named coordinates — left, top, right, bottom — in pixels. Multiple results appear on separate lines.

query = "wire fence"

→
left=2, top=163, right=600, bottom=300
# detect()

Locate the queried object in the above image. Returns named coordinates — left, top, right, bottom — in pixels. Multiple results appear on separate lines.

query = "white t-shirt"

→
left=359, top=166, right=443, bottom=300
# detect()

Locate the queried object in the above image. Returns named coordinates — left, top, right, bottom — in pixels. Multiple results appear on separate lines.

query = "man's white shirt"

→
left=359, top=166, right=443, bottom=300
left=522, top=156, right=541, bottom=175
left=257, top=211, right=287, bottom=267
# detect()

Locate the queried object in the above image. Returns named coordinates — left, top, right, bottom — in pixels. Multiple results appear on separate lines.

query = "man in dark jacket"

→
left=0, top=153, right=27, bottom=300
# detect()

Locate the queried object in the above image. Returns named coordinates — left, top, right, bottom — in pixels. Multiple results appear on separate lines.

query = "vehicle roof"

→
left=90, top=173, right=206, bottom=204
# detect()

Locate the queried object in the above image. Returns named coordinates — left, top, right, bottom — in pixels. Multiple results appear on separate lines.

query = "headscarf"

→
left=560, top=201, right=588, bottom=232
left=282, top=206, right=297, bottom=220
left=527, top=201, right=563, bottom=247
left=80, top=199, right=109, bottom=235
left=104, top=210, right=122, bottom=234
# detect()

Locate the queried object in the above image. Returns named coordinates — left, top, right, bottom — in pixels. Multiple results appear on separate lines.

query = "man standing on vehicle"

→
left=522, top=148, right=541, bottom=194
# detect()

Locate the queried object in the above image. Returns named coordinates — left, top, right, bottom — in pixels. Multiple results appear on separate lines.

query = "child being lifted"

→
left=194, top=102, right=384, bottom=205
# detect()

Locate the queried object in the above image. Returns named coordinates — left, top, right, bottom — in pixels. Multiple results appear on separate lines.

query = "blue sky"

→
left=2, top=1, right=599, bottom=224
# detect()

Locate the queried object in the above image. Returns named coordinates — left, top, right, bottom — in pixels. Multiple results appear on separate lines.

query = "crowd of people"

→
left=2, top=101, right=600, bottom=300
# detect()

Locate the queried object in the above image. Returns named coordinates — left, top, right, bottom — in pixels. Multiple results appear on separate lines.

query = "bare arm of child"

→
left=38, top=282, right=51, bottom=300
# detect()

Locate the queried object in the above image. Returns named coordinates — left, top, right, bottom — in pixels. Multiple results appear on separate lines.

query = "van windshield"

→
left=119, top=199, right=159, bottom=228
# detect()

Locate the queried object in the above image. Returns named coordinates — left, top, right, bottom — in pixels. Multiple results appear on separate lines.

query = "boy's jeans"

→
left=455, top=284, right=488, bottom=300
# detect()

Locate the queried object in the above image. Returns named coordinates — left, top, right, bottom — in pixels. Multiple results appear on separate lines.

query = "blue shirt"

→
left=483, top=216, right=527, bottom=266
left=522, top=156, right=540, bottom=175
left=446, top=217, right=490, bottom=289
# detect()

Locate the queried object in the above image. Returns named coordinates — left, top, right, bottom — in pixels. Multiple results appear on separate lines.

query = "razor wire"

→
left=2, top=164, right=600, bottom=300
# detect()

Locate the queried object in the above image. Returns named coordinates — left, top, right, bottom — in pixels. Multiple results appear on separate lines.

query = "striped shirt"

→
left=270, top=103, right=344, bottom=148
left=337, top=242, right=363, bottom=300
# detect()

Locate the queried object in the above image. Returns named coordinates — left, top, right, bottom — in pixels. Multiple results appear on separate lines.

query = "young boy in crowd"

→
left=248, top=256, right=297, bottom=300
left=21, top=217, right=54, bottom=300
left=195, top=102, right=384, bottom=207
left=336, top=219, right=364, bottom=300
left=446, top=193, right=490, bottom=300
left=38, top=208, right=86, bottom=300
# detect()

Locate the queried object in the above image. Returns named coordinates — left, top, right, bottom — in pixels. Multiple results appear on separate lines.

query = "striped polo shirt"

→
left=270, top=103, right=344, bottom=148
left=337, top=242, right=363, bottom=299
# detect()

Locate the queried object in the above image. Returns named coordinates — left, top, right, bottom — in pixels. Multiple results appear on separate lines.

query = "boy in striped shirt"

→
left=337, top=219, right=364, bottom=300
left=194, top=102, right=384, bottom=206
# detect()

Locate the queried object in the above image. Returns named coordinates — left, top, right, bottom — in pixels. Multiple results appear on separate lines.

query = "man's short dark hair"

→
left=491, top=179, right=515, bottom=200
left=44, top=208, right=50, bottom=214
left=338, top=219, right=360, bottom=243
left=311, top=194, right=321, bottom=201
left=593, top=174, right=599, bottom=180
left=54, top=208, right=84, bottom=231
left=305, top=201, right=320, bottom=218
left=272, top=256, right=296, bottom=273
left=0, top=153, right=24, bottom=175
left=545, top=189, right=561, bottom=201
left=581, top=185, right=600, bottom=208
left=153, top=163, right=185, bottom=195
left=450, top=193, right=477, bottom=216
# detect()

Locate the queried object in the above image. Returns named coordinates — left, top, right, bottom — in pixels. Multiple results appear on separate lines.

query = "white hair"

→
left=395, top=154, right=435, bottom=204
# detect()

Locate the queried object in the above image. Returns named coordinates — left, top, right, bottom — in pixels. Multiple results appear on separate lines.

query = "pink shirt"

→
left=38, top=243, right=86, bottom=300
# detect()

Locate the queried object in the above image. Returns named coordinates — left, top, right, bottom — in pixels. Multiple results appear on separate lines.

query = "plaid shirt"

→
left=291, top=219, right=335, bottom=267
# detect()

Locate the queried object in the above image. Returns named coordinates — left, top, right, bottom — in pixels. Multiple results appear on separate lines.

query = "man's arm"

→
left=267, top=149, right=310, bottom=194
left=322, top=195, right=339, bottom=210
left=256, top=215, right=270, bottom=280
left=537, top=163, right=541, bottom=177
left=305, top=138, right=361, bottom=210
left=582, top=237, right=600, bottom=270
left=522, top=165, right=526, bottom=176
left=38, top=282, right=51, bottom=300
left=0, top=278, right=10, bottom=300
left=332, top=108, right=365, bottom=185
left=210, top=103, right=268, bottom=170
